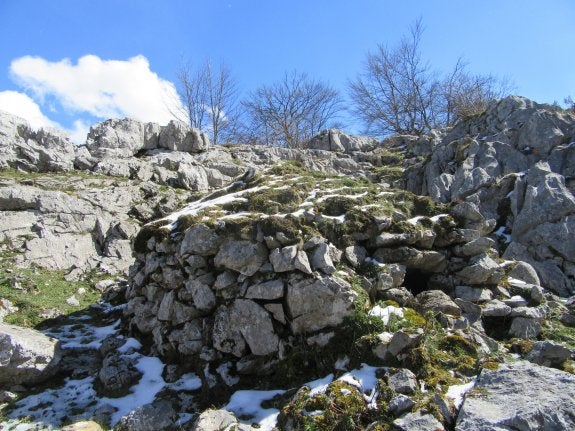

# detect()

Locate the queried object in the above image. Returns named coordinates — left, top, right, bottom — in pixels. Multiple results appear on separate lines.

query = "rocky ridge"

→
left=1, top=98, right=575, bottom=431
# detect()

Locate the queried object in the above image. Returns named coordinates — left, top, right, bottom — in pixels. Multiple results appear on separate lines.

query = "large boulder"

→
left=85, top=118, right=152, bottom=159
left=286, top=275, right=357, bottom=334
left=159, top=120, right=209, bottom=153
left=0, top=323, right=62, bottom=386
left=456, top=361, right=575, bottom=430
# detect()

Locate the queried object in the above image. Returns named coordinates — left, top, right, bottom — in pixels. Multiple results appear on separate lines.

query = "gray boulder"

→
left=85, top=118, right=151, bottom=159
left=456, top=254, right=501, bottom=285
left=416, top=290, right=461, bottom=317
left=286, top=275, right=357, bottom=334
left=456, top=361, right=575, bottom=430
left=214, top=240, right=268, bottom=276
left=114, top=400, right=176, bottom=431
left=387, top=368, right=418, bottom=395
left=212, top=299, right=279, bottom=358
left=525, top=340, right=572, bottom=368
left=0, top=323, right=62, bottom=386
left=98, top=354, right=142, bottom=395
left=188, top=409, right=251, bottom=431
left=393, top=411, right=445, bottom=431
left=159, top=120, right=209, bottom=153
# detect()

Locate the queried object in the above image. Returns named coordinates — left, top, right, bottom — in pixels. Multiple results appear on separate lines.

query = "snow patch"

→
left=446, top=378, right=477, bottom=409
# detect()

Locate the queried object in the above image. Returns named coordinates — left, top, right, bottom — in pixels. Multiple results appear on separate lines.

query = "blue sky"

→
left=0, top=0, right=573, bottom=143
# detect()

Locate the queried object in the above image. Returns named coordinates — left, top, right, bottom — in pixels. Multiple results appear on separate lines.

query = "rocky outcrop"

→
left=124, top=161, right=558, bottom=383
left=0, top=110, right=75, bottom=172
left=0, top=323, right=62, bottom=387
left=307, top=128, right=379, bottom=153
left=456, top=361, right=575, bottom=430
left=0, top=175, right=183, bottom=276
left=404, top=96, right=575, bottom=296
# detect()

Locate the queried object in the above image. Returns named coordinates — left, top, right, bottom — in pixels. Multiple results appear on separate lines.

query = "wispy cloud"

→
left=10, top=54, right=183, bottom=125
left=0, top=90, right=60, bottom=130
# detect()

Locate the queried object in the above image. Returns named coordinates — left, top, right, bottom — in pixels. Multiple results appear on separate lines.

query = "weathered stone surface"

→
left=508, top=317, right=541, bottom=339
left=85, top=118, right=149, bottom=159
left=286, top=275, right=357, bottom=334
left=416, top=290, right=461, bottom=317
left=387, top=368, right=418, bottom=395
left=456, top=361, right=575, bottom=431
left=270, top=245, right=298, bottom=272
left=310, top=243, right=337, bottom=274
left=508, top=261, right=541, bottom=286
left=456, top=254, right=501, bottom=285
left=159, top=120, right=209, bottom=153
left=214, top=240, right=268, bottom=276
left=188, top=409, right=243, bottom=431
left=344, top=245, right=367, bottom=267
left=0, top=111, right=76, bottom=172
left=307, top=129, right=378, bottom=153
left=393, top=411, right=445, bottom=431
left=0, top=323, right=62, bottom=386
left=455, top=286, right=493, bottom=303
left=180, top=224, right=221, bottom=256
left=114, top=400, right=177, bottom=431
left=525, top=340, right=572, bottom=368
left=98, top=354, right=142, bottom=395
left=388, top=394, right=415, bottom=417
left=212, top=299, right=279, bottom=358
left=482, top=299, right=512, bottom=317
left=453, top=237, right=495, bottom=257
left=245, top=279, right=284, bottom=300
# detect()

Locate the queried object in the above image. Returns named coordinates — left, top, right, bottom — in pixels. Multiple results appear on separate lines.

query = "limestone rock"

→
left=393, top=411, right=445, bottom=431
left=416, top=290, right=461, bottom=317
left=114, top=400, right=177, bottom=431
left=456, top=254, right=501, bottom=285
left=212, top=299, right=279, bottom=358
left=307, top=129, right=378, bottom=153
left=214, top=240, right=268, bottom=276
left=508, top=261, right=541, bottom=286
left=387, top=368, right=418, bottom=395
left=286, top=275, right=357, bottom=334
left=525, top=340, right=572, bottom=368
left=159, top=120, right=209, bottom=153
left=388, top=394, right=415, bottom=417
left=508, top=317, right=541, bottom=339
left=482, top=299, right=512, bottom=317
left=98, top=354, right=142, bottom=396
left=456, top=361, right=575, bottom=431
left=180, top=224, right=221, bottom=256
left=188, top=409, right=243, bottom=431
left=86, top=118, right=150, bottom=159
left=0, top=323, right=62, bottom=386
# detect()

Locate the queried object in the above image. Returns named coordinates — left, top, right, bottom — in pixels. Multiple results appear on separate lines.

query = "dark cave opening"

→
left=403, top=269, right=432, bottom=296
left=482, top=316, right=512, bottom=340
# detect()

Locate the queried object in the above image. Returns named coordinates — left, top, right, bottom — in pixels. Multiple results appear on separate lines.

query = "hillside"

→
left=1, top=96, right=575, bottom=431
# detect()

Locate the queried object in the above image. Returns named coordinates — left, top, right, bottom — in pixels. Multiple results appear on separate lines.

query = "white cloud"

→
left=10, top=54, right=183, bottom=125
left=68, top=120, right=91, bottom=145
left=0, top=90, right=60, bottom=130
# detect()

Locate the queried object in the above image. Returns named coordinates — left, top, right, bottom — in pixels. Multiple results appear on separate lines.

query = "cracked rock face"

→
left=456, top=361, right=575, bottom=431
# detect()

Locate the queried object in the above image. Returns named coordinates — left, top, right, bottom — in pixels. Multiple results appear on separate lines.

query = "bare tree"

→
left=175, top=61, right=239, bottom=145
left=349, top=19, right=438, bottom=136
left=442, top=59, right=513, bottom=124
left=349, top=19, right=512, bottom=136
left=242, top=71, right=344, bottom=148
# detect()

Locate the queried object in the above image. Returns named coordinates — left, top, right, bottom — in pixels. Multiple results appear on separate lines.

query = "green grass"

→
left=0, top=250, right=102, bottom=327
